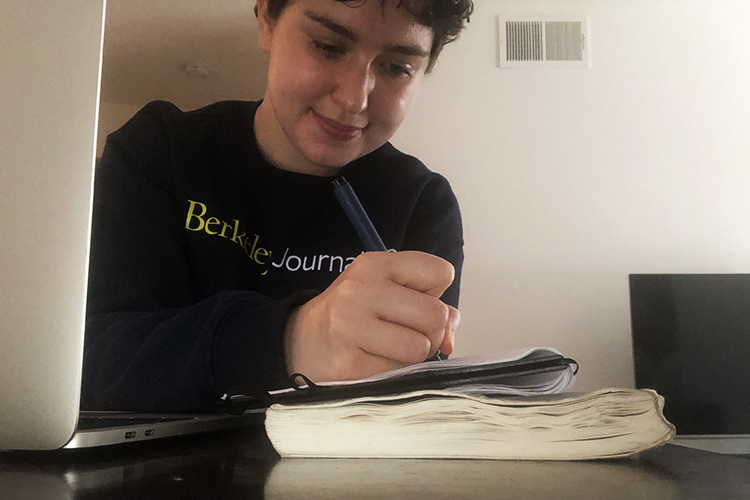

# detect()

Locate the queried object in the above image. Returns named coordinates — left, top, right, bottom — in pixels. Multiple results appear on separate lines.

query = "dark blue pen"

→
left=332, top=177, right=387, bottom=252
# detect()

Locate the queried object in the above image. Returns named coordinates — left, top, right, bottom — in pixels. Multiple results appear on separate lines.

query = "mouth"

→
left=311, top=110, right=365, bottom=142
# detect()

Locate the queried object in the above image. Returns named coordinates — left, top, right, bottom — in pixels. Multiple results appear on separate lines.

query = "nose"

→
left=332, top=61, right=374, bottom=115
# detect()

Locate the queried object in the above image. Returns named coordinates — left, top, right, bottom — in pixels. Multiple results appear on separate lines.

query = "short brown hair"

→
left=256, top=0, right=474, bottom=72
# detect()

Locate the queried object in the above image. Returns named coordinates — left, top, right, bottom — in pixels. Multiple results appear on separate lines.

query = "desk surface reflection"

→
left=1, top=425, right=749, bottom=500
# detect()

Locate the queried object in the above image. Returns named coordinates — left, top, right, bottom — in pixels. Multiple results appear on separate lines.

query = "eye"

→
left=312, top=40, right=345, bottom=58
left=381, top=61, right=413, bottom=78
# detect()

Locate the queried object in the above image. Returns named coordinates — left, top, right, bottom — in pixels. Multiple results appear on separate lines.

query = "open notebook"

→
left=225, top=347, right=577, bottom=411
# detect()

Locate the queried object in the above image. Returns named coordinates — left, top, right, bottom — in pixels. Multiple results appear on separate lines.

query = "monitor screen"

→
left=630, top=274, right=750, bottom=436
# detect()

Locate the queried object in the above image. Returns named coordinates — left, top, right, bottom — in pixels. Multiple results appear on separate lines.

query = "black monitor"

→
left=629, top=274, right=750, bottom=453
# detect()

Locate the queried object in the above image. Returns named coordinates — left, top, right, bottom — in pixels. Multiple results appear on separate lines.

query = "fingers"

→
left=326, top=278, right=448, bottom=360
left=284, top=294, right=423, bottom=381
left=355, top=320, right=434, bottom=364
left=371, top=280, right=450, bottom=353
left=325, top=348, right=413, bottom=381
left=348, top=251, right=456, bottom=357
left=283, top=250, right=460, bottom=383
left=347, top=251, right=455, bottom=299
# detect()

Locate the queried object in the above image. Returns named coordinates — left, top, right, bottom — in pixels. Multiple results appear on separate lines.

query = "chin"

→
left=303, top=147, right=364, bottom=172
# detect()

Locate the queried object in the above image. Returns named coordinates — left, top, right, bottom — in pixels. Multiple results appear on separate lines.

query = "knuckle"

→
left=345, top=252, right=386, bottom=280
left=448, top=306, right=461, bottom=328
left=428, top=300, right=450, bottom=331
left=343, top=254, right=364, bottom=275
left=336, top=278, right=364, bottom=299
left=436, top=258, right=455, bottom=285
left=353, top=251, right=380, bottom=268
left=407, top=336, right=432, bottom=363
left=410, top=252, right=455, bottom=290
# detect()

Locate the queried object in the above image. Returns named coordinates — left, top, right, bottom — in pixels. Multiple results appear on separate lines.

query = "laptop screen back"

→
left=629, top=274, right=750, bottom=440
left=0, top=0, right=105, bottom=450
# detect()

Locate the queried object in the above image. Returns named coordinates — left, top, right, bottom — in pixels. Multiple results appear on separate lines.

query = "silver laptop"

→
left=0, top=0, right=257, bottom=451
left=629, top=273, right=750, bottom=455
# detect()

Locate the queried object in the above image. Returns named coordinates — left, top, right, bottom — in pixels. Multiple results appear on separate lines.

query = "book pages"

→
left=265, top=388, right=676, bottom=460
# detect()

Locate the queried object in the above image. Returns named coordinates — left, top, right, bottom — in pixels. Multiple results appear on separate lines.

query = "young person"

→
left=82, top=0, right=473, bottom=412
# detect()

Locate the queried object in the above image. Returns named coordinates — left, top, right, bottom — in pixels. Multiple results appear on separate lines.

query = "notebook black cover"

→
left=225, top=354, right=577, bottom=413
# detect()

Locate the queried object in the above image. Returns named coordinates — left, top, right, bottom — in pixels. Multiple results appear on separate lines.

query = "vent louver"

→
left=545, top=22, right=583, bottom=61
left=499, top=16, right=589, bottom=68
left=506, top=21, right=543, bottom=62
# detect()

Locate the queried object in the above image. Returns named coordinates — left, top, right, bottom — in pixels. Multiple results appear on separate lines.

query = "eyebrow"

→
left=305, top=11, right=358, bottom=41
left=384, top=43, right=429, bottom=58
left=304, top=11, right=430, bottom=59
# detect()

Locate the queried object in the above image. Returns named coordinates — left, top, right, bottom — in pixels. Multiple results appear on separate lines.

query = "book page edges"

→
left=265, top=388, right=676, bottom=460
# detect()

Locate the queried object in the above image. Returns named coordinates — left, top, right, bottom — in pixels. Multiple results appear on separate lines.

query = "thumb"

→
left=438, top=306, right=460, bottom=355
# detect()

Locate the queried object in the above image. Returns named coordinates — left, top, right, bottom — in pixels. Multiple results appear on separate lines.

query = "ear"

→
left=256, top=0, right=275, bottom=55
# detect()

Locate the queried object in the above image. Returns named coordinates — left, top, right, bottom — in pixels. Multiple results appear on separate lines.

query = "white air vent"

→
left=498, top=15, right=589, bottom=68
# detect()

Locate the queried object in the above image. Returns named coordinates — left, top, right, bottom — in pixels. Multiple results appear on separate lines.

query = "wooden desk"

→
left=1, top=426, right=749, bottom=499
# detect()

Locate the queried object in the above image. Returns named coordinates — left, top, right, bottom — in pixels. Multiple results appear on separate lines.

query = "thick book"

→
left=258, top=348, right=675, bottom=460
left=265, top=387, right=675, bottom=460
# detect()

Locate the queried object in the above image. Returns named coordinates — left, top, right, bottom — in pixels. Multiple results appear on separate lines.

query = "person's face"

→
left=255, top=0, right=433, bottom=176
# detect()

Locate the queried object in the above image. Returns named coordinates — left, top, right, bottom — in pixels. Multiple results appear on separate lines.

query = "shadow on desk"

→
left=2, top=426, right=750, bottom=500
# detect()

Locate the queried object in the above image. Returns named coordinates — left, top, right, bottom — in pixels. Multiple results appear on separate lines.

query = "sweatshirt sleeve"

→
left=81, top=103, right=312, bottom=413
left=401, top=174, right=464, bottom=309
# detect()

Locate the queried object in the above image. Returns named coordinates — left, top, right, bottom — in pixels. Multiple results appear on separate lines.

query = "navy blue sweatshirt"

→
left=82, top=100, right=463, bottom=412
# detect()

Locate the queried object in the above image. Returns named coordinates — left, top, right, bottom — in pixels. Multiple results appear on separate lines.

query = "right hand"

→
left=283, top=251, right=460, bottom=382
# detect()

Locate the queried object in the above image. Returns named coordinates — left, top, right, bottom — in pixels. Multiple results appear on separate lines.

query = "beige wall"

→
left=392, top=0, right=750, bottom=391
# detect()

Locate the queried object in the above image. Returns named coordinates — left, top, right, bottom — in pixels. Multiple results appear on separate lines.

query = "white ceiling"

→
left=101, top=0, right=269, bottom=110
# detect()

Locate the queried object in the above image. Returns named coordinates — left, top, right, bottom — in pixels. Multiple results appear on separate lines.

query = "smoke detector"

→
left=183, top=63, right=211, bottom=78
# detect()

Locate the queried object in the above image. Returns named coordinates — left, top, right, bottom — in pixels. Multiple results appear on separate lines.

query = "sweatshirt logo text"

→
left=184, top=200, right=359, bottom=275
